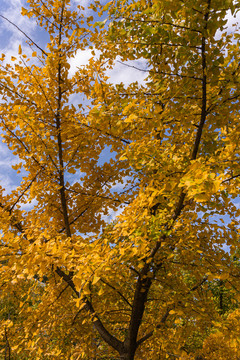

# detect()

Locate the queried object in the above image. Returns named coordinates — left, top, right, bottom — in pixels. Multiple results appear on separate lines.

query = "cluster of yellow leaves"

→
left=179, top=160, right=223, bottom=202
left=201, top=309, right=240, bottom=359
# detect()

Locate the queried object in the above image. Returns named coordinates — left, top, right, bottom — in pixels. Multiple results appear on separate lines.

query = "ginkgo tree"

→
left=0, top=0, right=240, bottom=359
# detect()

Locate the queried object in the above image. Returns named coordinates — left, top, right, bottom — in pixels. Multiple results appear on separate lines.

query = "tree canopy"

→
left=0, top=0, right=240, bottom=359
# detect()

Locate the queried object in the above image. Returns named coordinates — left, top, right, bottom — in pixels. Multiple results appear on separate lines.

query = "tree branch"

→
left=100, top=278, right=132, bottom=308
left=84, top=298, right=124, bottom=353
left=0, top=14, right=47, bottom=56
left=136, top=308, right=170, bottom=347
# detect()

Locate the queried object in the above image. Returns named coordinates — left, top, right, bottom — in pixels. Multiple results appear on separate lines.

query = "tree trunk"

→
left=119, top=346, right=136, bottom=360
left=120, top=354, right=135, bottom=360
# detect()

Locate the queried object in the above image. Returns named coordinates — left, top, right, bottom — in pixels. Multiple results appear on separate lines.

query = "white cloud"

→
left=69, top=48, right=101, bottom=76
left=0, top=0, right=38, bottom=66
left=0, top=142, right=19, bottom=167
left=225, top=7, right=240, bottom=31
left=71, top=0, right=92, bottom=8
left=69, top=49, right=148, bottom=86
left=0, top=175, right=15, bottom=195
left=101, top=206, right=124, bottom=223
left=1, top=0, right=36, bottom=41
left=19, top=198, right=38, bottom=210
left=215, top=8, right=240, bottom=40
left=0, top=142, right=22, bottom=195
left=106, top=58, right=148, bottom=86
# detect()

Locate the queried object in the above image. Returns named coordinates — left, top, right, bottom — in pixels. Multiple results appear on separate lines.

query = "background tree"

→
left=0, top=0, right=240, bottom=359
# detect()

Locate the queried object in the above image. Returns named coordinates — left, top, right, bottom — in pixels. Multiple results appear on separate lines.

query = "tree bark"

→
left=120, top=353, right=135, bottom=360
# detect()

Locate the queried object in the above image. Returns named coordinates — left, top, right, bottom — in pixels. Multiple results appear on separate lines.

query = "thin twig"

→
left=0, top=14, right=47, bottom=56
